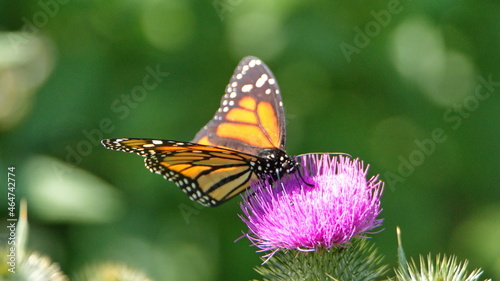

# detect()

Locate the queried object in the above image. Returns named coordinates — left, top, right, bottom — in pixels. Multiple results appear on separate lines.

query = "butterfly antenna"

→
left=296, top=152, right=352, bottom=158
left=295, top=163, right=314, bottom=187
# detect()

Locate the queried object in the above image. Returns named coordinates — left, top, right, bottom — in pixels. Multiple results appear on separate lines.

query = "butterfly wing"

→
left=102, top=138, right=259, bottom=206
left=193, top=56, right=286, bottom=155
left=102, top=57, right=292, bottom=206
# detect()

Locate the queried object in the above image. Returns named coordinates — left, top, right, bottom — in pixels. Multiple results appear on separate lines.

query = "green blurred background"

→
left=1, top=0, right=499, bottom=280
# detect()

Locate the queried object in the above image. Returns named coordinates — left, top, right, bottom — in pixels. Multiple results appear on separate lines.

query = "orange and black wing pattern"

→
left=102, top=56, right=296, bottom=207
left=101, top=138, right=259, bottom=206
left=193, top=56, right=286, bottom=155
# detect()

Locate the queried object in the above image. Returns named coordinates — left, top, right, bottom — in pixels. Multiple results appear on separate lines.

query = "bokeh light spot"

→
left=390, top=17, right=477, bottom=107
left=451, top=204, right=500, bottom=278
left=227, top=12, right=287, bottom=60
left=0, top=33, right=55, bottom=131
left=22, top=155, right=125, bottom=223
left=140, top=0, right=195, bottom=52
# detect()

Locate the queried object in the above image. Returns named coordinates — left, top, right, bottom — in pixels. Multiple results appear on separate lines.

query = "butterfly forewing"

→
left=102, top=138, right=260, bottom=206
left=192, top=56, right=286, bottom=155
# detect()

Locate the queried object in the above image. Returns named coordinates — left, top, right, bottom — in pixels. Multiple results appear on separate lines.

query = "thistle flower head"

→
left=240, top=154, right=384, bottom=255
left=14, top=252, right=68, bottom=281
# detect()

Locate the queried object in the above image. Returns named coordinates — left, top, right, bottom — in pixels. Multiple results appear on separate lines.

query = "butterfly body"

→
left=256, top=148, right=296, bottom=175
left=102, top=57, right=296, bottom=207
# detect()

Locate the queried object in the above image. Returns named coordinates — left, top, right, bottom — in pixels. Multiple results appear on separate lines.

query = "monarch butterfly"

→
left=102, top=56, right=297, bottom=207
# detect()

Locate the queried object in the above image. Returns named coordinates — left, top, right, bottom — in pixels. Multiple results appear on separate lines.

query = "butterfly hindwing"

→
left=102, top=138, right=259, bottom=206
left=192, top=56, right=286, bottom=155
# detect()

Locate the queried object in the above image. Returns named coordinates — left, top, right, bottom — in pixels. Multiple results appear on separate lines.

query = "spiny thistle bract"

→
left=395, top=254, right=491, bottom=281
left=256, top=238, right=387, bottom=281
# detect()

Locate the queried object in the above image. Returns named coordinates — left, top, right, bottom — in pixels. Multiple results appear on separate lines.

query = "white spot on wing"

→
left=229, top=92, right=237, bottom=98
left=241, top=84, right=253, bottom=92
left=152, top=140, right=163, bottom=145
left=256, top=74, right=268, bottom=88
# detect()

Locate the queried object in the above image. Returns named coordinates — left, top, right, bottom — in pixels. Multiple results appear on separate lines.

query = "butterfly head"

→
left=256, top=148, right=297, bottom=176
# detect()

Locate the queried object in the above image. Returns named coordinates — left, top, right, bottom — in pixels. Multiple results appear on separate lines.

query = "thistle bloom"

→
left=240, top=154, right=384, bottom=255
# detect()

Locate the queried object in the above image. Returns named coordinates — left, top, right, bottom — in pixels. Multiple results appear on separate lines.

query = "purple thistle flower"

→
left=240, top=154, right=384, bottom=256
